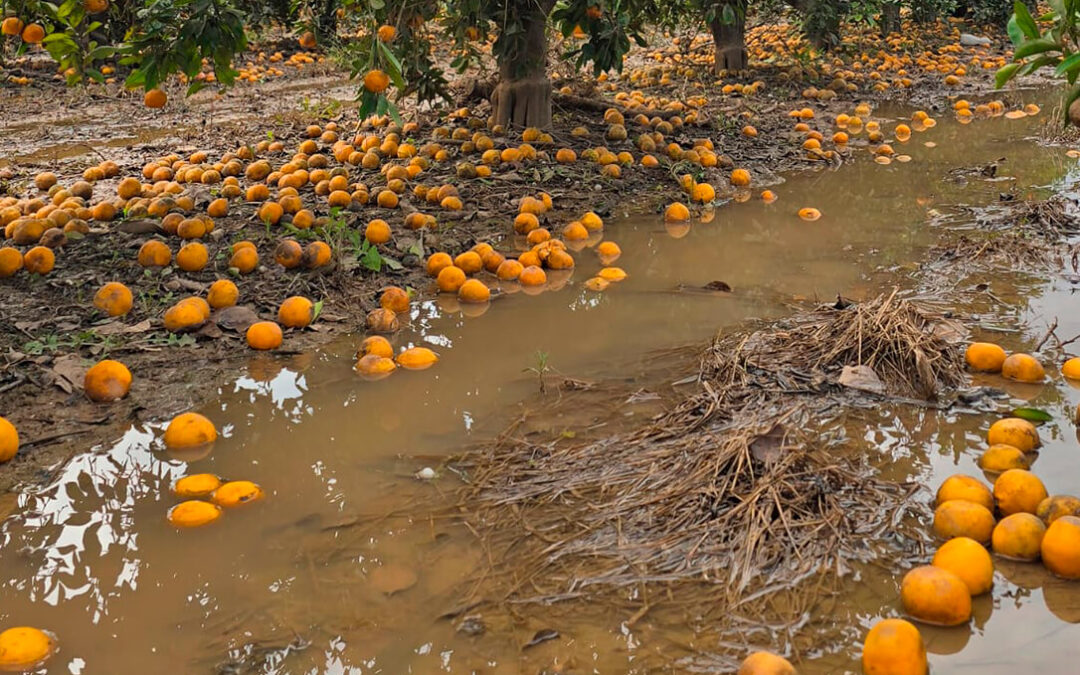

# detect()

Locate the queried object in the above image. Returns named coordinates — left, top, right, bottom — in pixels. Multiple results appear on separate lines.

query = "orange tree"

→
left=341, top=0, right=653, bottom=129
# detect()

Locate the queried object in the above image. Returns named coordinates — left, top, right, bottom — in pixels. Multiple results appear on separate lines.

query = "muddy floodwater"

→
left=3, top=99, right=1080, bottom=673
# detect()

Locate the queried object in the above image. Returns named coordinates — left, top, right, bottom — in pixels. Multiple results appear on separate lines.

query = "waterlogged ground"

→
left=3, top=98, right=1080, bottom=672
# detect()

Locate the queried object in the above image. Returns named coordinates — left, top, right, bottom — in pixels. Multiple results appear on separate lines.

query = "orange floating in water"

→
left=168, top=500, right=222, bottom=527
left=797, top=207, right=821, bottom=221
left=1004, top=110, right=1027, bottom=120
left=396, top=346, right=439, bottom=370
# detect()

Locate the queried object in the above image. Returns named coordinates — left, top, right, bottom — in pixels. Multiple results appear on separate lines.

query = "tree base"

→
left=714, top=45, right=748, bottom=74
left=491, top=76, right=552, bottom=129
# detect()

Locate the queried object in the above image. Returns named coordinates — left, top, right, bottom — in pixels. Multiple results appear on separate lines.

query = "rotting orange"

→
left=496, top=259, right=524, bottom=281
left=426, top=252, right=453, bottom=277
left=213, top=480, right=264, bottom=507
left=563, top=222, right=588, bottom=241
left=396, top=346, right=439, bottom=370
left=900, top=565, right=971, bottom=626
left=736, top=651, right=794, bottom=675
left=519, top=265, right=547, bottom=287
left=355, top=354, right=397, bottom=380
left=303, top=241, right=332, bottom=269
left=173, top=473, right=222, bottom=498
left=365, top=218, right=392, bottom=244
left=93, top=282, right=133, bottom=317
left=1001, top=353, right=1045, bottom=383
left=366, top=308, right=399, bottom=333
left=992, top=512, right=1046, bottom=561
left=598, top=267, right=627, bottom=282
left=380, top=286, right=410, bottom=313
left=84, top=359, right=132, bottom=402
left=965, top=342, right=1007, bottom=372
left=1042, top=515, right=1080, bottom=579
left=0, top=248, right=23, bottom=278
left=932, top=536, right=993, bottom=595
left=994, top=469, right=1048, bottom=516
left=1037, top=495, right=1080, bottom=525
left=163, top=412, right=217, bottom=449
left=274, top=239, right=303, bottom=269
left=933, top=499, right=995, bottom=544
left=247, top=321, right=283, bottom=350
left=23, top=246, right=54, bottom=275
left=861, top=619, right=926, bottom=675
left=0, top=626, right=55, bottom=670
left=0, top=416, right=19, bottom=463
left=277, top=296, right=314, bottom=328
left=138, top=240, right=171, bottom=267
left=168, top=500, right=221, bottom=528
left=163, top=297, right=210, bottom=333
left=987, top=417, right=1040, bottom=452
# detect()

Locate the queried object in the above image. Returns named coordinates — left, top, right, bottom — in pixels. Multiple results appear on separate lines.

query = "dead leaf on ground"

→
left=838, top=364, right=885, bottom=394
left=50, top=354, right=86, bottom=394
left=749, top=423, right=788, bottom=464
left=523, top=629, right=559, bottom=649
left=215, top=306, right=260, bottom=332
left=94, top=319, right=152, bottom=336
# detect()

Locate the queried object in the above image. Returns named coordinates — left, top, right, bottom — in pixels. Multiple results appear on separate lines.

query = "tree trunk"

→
left=491, top=2, right=553, bottom=129
left=709, top=0, right=748, bottom=74
left=880, top=1, right=900, bottom=36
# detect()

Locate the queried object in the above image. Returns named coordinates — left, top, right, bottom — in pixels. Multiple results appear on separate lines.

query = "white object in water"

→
left=416, top=467, right=437, bottom=480
left=960, top=33, right=992, bottom=47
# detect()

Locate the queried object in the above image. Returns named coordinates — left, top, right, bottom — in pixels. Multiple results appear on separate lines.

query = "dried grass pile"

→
left=457, top=292, right=962, bottom=630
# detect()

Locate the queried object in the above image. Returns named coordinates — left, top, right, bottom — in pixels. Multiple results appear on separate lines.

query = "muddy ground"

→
left=0, top=17, right=1059, bottom=493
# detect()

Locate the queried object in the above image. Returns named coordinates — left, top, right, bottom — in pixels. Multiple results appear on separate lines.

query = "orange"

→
left=229, top=246, right=258, bottom=274
left=20, top=22, right=45, bottom=43
left=1037, top=495, right=1080, bottom=525
left=514, top=212, right=540, bottom=234
left=137, top=239, right=170, bottom=265
left=1, top=17, right=24, bottom=37
left=496, top=259, right=523, bottom=281
left=0, top=248, right=23, bottom=277
left=454, top=251, right=483, bottom=274
left=355, top=354, right=397, bottom=380
left=932, top=536, right=993, bottom=595
left=1001, top=353, right=1045, bottom=382
left=1062, top=357, right=1080, bottom=380
left=1042, top=515, right=1080, bottom=578
left=936, top=474, right=992, bottom=511
left=965, top=342, right=1007, bottom=372
left=358, top=336, right=394, bottom=359
left=380, top=286, right=410, bottom=313
left=163, top=412, right=217, bottom=448
left=933, top=500, right=995, bottom=544
left=366, top=308, right=399, bottom=333
left=365, top=218, right=392, bottom=244
left=397, top=347, right=439, bottom=370
left=664, top=202, right=690, bottom=222
left=258, top=201, right=284, bottom=224
left=274, top=239, right=303, bottom=269
left=212, top=480, right=264, bottom=507
left=0, top=626, right=54, bottom=670
left=458, top=278, right=490, bottom=303
left=167, top=500, right=221, bottom=527
left=0, top=416, right=19, bottom=463
left=596, top=241, right=621, bottom=261
left=730, top=168, right=751, bottom=187
left=93, top=282, right=133, bottom=317
left=518, top=265, right=547, bottom=287
left=987, top=417, right=1039, bottom=452
left=144, top=88, right=167, bottom=108
left=563, top=222, right=588, bottom=241
left=736, top=652, right=794, bottom=675
left=303, top=241, right=332, bottom=269
left=994, top=469, right=1048, bottom=516
left=84, top=359, right=132, bottom=402
left=363, top=69, right=390, bottom=93
left=23, top=246, right=54, bottom=275
left=247, top=321, right=283, bottom=350
left=899, top=565, right=971, bottom=626
left=797, top=207, right=821, bottom=221
left=173, top=473, right=221, bottom=498
left=598, top=267, right=627, bottom=282
left=979, top=444, right=1030, bottom=473
left=437, top=265, right=467, bottom=293
left=580, top=212, right=603, bottom=231
left=277, top=296, right=314, bottom=328
left=861, top=619, right=926, bottom=675
left=163, top=297, right=209, bottom=332
left=992, top=512, right=1046, bottom=561
left=176, top=242, right=208, bottom=272
left=377, top=24, right=396, bottom=41
left=426, top=252, right=453, bottom=277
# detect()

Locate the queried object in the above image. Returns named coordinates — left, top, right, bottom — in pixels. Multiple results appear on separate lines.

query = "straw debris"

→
left=457, top=291, right=960, bottom=641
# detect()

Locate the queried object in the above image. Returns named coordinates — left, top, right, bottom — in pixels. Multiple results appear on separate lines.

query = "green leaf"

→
left=721, top=3, right=735, bottom=24
left=995, top=62, right=1021, bottom=88
left=1011, top=407, right=1053, bottom=423
left=1014, top=1, right=1040, bottom=39
left=1055, top=52, right=1080, bottom=75
left=311, top=299, right=324, bottom=322
left=1014, top=37, right=1061, bottom=60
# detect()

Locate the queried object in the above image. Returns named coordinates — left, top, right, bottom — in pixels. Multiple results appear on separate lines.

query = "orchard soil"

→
left=0, top=20, right=1062, bottom=498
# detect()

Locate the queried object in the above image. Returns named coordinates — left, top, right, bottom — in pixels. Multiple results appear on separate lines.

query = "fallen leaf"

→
left=523, top=629, right=559, bottom=649
left=50, top=354, right=86, bottom=394
left=214, top=306, right=259, bottom=332
left=838, top=365, right=885, bottom=395
left=115, top=219, right=163, bottom=234
left=749, top=424, right=787, bottom=464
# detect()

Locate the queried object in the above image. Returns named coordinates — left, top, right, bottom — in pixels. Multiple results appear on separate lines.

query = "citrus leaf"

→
left=1011, top=407, right=1053, bottom=423
left=1014, top=0, right=1041, bottom=40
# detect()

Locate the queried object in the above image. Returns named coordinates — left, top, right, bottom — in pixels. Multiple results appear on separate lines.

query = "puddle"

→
left=3, top=100, right=1080, bottom=672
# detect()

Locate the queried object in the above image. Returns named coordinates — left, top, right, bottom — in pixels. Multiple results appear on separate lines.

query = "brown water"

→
left=3, top=99, right=1080, bottom=673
